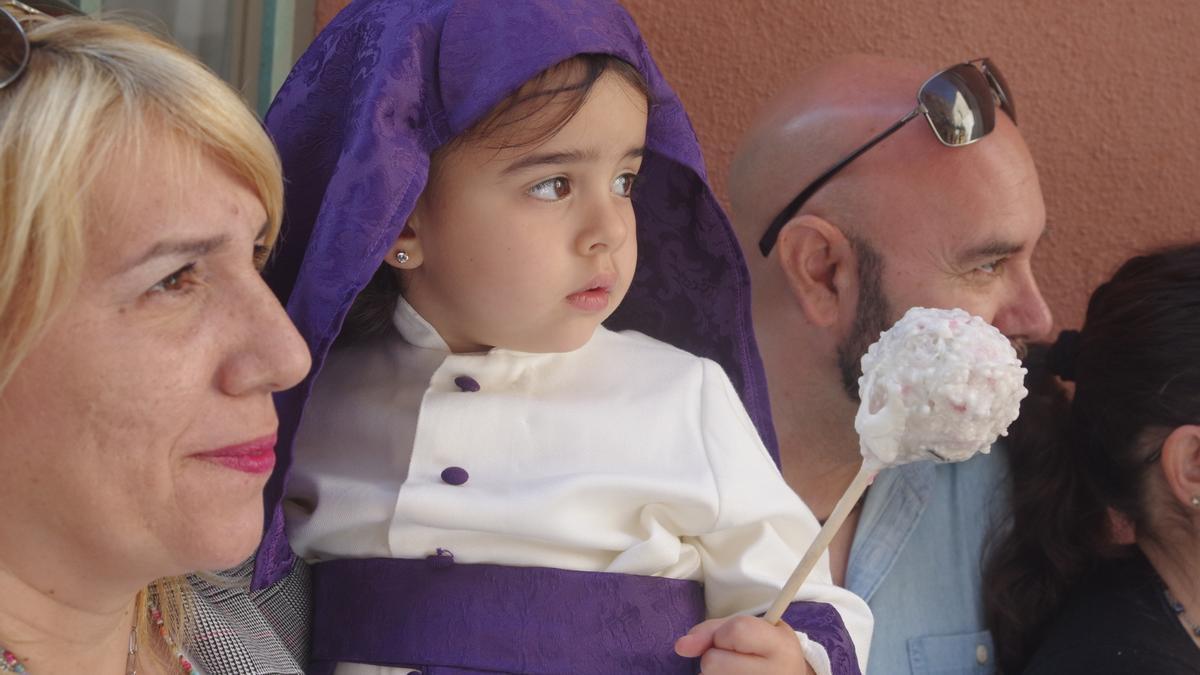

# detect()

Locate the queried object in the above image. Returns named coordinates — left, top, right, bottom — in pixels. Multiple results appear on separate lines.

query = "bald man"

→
left=729, top=55, right=1053, bottom=674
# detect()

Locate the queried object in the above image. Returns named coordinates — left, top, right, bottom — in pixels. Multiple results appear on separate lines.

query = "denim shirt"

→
left=846, top=445, right=1010, bottom=675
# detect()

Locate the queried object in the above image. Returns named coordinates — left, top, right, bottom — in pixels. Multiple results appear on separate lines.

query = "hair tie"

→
left=1046, top=329, right=1081, bottom=382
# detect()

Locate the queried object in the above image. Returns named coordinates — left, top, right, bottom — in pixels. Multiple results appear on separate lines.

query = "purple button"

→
left=441, top=466, right=469, bottom=485
left=454, top=375, right=480, bottom=392
left=426, top=548, right=454, bottom=569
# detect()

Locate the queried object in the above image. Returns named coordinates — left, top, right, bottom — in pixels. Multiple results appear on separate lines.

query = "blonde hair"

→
left=0, top=12, right=283, bottom=669
left=0, top=13, right=283, bottom=393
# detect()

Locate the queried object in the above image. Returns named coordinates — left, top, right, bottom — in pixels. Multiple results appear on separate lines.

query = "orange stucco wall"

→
left=314, top=0, right=1200, bottom=329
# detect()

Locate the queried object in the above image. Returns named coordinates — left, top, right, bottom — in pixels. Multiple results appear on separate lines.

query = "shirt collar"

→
left=845, top=461, right=936, bottom=601
left=392, top=297, right=451, bottom=352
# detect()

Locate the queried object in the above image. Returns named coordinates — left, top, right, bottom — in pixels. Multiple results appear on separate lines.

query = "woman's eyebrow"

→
left=125, top=234, right=230, bottom=271
left=500, top=145, right=645, bottom=176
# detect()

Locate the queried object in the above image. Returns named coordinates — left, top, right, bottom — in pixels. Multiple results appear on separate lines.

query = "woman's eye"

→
left=612, top=173, right=637, bottom=198
left=529, top=177, right=571, bottom=201
left=148, top=263, right=196, bottom=295
left=253, top=243, right=271, bottom=270
left=976, top=259, right=1005, bottom=275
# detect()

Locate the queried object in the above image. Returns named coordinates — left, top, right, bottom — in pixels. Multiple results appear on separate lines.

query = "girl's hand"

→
left=674, top=615, right=814, bottom=674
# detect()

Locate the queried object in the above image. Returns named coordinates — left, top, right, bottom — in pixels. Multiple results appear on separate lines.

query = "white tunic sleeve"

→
left=691, top=359, right=874, bottom=673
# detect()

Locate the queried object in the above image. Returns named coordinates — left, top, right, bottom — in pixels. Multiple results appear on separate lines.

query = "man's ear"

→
left=774, top=214, right=856, bottom=328
left=1160, top=424, right=1200, bottom=512
left=384, top=215, right=425, bottom=270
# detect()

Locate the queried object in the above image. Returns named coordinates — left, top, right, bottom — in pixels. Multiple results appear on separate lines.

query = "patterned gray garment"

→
left=185, top=556, right=311, bottom=674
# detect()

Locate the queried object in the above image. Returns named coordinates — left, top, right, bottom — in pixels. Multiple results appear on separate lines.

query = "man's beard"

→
left=836, top=238, right=892, bottom=402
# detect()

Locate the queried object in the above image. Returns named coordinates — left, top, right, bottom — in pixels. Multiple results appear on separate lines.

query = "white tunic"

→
left=286, top=299, right=873, bottom=674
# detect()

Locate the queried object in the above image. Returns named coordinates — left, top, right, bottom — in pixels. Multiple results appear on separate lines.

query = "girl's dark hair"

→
left=341, top=54, right=649, bottom=342
left=983, top=242, right=1200, bottom=673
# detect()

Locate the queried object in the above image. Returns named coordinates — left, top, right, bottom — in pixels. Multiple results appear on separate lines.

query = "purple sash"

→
left=308, top=558, right=861, bottom=675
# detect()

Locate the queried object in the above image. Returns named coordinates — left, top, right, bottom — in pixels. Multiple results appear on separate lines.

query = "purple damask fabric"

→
left=307, top=559, right=704, bottom=674
left=254, top=0, right=777, bottom=589
left=306, top=558, right=859, bottom=675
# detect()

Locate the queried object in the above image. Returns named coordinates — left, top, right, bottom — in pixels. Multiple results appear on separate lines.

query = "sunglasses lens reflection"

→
left=981, top=58, right=1017, bottom=123
left=918, top=65, right=995, bottom=146
left=0, top=10, right=29, bottom=89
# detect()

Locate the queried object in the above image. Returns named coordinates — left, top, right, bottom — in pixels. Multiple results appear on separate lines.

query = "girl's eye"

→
left=612, top=173, right=637, bottom=198
left=149, top=263, right=196, bottom=295
left=529, top=177, right=571, bottom=201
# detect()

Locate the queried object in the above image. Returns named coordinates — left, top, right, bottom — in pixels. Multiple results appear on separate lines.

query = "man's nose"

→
left=993, top=270, right=1054, bottom=343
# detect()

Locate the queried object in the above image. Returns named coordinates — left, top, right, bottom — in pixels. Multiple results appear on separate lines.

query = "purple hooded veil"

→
left=253, top=0, right=779, bottom=589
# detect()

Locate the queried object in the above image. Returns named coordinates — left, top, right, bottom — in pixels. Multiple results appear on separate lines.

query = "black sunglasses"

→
left=757, top=58, right=1017, bottom=257
left=0, top=0, right=85, bottom=90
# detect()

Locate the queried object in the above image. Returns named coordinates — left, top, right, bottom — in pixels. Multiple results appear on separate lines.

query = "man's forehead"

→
left=868, top=179, right=1044, bottom=272
left=901, top=124, right=1040, bottom=218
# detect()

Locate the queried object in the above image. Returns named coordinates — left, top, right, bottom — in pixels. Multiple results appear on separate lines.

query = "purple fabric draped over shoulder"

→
left=253, top=0, right=777, bottom=589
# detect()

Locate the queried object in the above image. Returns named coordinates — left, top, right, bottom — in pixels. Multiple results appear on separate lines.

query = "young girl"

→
left=254, top=1, right=871, bottom=673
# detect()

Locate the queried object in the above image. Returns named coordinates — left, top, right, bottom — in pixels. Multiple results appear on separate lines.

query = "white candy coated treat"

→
left=854, top=307, right=1027, bottom=471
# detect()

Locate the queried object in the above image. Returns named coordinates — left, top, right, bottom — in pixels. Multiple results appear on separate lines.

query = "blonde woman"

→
left=0, top=4, right=311, bottom=673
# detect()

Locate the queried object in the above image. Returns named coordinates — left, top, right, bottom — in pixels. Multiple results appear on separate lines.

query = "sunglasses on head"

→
left=758, top=58, right=1017, bottom=257
left=0, top=0, right=84, bottom=90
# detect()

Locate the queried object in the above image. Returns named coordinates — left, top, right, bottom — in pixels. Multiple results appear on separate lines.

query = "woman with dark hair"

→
left=983, top=243, right=1200, bottom=674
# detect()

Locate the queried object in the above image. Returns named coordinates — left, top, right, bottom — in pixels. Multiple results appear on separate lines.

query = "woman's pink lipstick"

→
left=193, top=435, right=277, bottom=474
left=567, top=275, right=615, bottom=312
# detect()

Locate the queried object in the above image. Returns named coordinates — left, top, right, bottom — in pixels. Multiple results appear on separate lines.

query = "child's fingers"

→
left=700, top=647, right=814, bottom=675
left=709, top=615, right=790, bottom=658
left=679, top=616, right=811, bottom=674
left=698, top=647, right=768, bottom=674
left=674, top=618, right=726, bottom=657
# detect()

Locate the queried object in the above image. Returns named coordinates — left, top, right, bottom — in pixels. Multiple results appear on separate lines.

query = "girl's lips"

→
left=193, top=435, right=277, bottom=474
left=568, top=273, right=617, bottom=312
left=567, top=287, right=611, bottom=312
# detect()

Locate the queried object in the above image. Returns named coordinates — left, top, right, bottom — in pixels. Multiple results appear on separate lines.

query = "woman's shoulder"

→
left=184, top=557, right=310, bottom=674
left=1023, top=554, right=1200, bottom=674
left=1024, top=639, right=1199, bottom=675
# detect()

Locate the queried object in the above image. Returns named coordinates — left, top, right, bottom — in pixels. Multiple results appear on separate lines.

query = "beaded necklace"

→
left=0, top=597, right=194, bottom=674
left=1164, top=585, right=1200, bottom=642
left=147, top=597, right=196, bottom=674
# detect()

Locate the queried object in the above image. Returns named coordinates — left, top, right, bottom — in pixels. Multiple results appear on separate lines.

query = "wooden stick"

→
left=763, top=462, right=876, bottom=625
